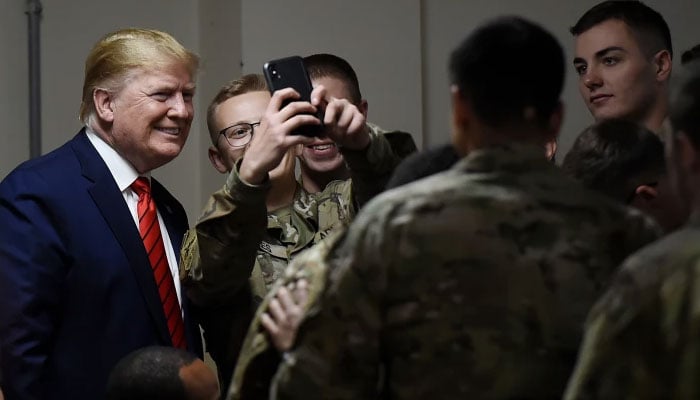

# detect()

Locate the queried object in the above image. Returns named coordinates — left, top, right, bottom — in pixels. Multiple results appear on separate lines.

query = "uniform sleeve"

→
left=227, top=231, right=345, bottom=400
left=341, top=124, right=403, bottom=208
left=181, top=163, right=270, bottom=306
left=564, top=209, right=663, bottom=399
left=0, top=170, right=67, bottom=399
left=270, top=201, right=393, bottom=399
left=564, top=241, right=682, bottom=400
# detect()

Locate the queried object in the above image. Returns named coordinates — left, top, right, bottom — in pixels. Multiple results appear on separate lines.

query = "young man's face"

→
left=209, top=90, right=270, bottom=172
left=573, top=19, right=660, bottom=123
left=299, top=76, right=359, bottom=176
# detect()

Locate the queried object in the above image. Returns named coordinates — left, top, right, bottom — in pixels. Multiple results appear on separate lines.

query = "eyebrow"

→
left=224, top=119, right=260, bottom=128
left=573, top=46, right=627, bottom=65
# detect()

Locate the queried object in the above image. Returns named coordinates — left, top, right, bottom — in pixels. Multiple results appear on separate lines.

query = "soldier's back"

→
left=565, top=221, right=700, bottom=400
left=272, top=145, right=661, bottom=400
left=349, top=145, right=660, bottom=398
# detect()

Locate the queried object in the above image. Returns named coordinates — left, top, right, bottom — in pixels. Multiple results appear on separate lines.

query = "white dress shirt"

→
left=86, top=128, right=183, bottom=308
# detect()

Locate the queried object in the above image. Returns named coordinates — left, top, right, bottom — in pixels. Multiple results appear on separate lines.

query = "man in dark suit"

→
left=0, top=28, right=202, bottom=399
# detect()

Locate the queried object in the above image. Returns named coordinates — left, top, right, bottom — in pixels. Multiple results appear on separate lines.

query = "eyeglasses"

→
left=218, top=122, right=261, bottom=148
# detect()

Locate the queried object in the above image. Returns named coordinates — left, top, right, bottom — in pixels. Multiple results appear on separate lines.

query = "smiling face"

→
left=573, top=19, right=660, bottom=123
left=208, top=90, right=297, bottom=180
left=104, top=63, right=195, bottom=173
left=299, top=76, right=362, bottom=176
left=209, top=91, right=270, bottom=172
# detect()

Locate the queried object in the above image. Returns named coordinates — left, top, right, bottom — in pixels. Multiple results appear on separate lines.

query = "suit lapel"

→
left=71, top=131, right=172, bottom=345
left=152, top=180, right=186, bottom=256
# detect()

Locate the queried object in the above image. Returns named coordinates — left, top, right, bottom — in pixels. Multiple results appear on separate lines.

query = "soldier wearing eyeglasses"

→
left=180, top=73, right=400, bottom=390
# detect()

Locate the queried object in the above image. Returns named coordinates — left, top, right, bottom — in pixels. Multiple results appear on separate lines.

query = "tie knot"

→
left=131, top=177, right=151, bottom=197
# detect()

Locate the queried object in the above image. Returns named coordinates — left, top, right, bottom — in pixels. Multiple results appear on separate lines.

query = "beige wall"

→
left=421, top=0, right=700, bottom=154
left=0, top=1, right=29, bottom=178
left=0, top=0, right=237, bottom=222
left=2, top=1, right=700, bottom=221
left=241, top=0, right=424, bottom=146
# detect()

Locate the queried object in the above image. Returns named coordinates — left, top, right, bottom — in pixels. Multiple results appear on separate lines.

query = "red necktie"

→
left=131, top=177, right=186, bottom=349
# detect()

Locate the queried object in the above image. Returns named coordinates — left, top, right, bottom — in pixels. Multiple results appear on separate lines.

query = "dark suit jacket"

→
left=0, top=130, right=202, bottom=399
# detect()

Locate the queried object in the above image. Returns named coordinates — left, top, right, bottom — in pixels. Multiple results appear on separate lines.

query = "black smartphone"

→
left=263, top=56, right=322, bottom=136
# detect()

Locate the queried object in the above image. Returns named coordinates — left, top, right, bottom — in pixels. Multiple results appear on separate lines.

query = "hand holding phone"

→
left=263, top=56, right=323, bottom=136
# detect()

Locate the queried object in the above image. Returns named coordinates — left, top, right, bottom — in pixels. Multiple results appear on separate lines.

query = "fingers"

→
left=336, top=102, right=358, bottom=132
left=268, top=88, right=300, bottom=113
left=280, top=114, right=321, bottom=143
left=310, top=85, right=327, bottom=106
left=270, top=87, right=321, bottom=121
left=267, top=297, right=286, bottom=324
left=323, top=97, right=341, bottom=126
left=261, top=312, right=278, bottom=336
left=276, top=287, right=296, bottom=314
left=292, top=279, right=309, bottom=307
left=321, top=98, right=369, bottom=149
left=262, top=285, right=306, bottom=352
left=323, top=98, right=361, bottom=127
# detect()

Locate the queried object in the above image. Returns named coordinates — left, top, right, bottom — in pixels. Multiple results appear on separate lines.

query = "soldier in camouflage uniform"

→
left=561, top=119, right=687, bottom=233
left=563, top=64, right=700, bottom=400
left=299, top=53, right=417, bottom=195
left=180, top=74, right=400, bottom=389
left=570, top=1, right=673, bottom=137
left=264, top=17, right=661, bottom=400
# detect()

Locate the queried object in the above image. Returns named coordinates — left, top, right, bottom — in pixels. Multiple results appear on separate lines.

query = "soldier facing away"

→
left=267, top=16, right=661, bottom=399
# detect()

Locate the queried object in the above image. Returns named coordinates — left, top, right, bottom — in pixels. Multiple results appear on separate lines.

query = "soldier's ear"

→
left=653, top=49, right=672, bottom=83
left=546, top=102, right=564, bottom=140
left=450, top=85, right=472, bottom=156
left=359, top=99, right=368, bottom=119
left=451, top=85, right=470, bottom=130
left=208, top=146, right=229, bottom=174
left=631, top=184, right=659, bottom=203
left=544, top=139, right=557, bottom=161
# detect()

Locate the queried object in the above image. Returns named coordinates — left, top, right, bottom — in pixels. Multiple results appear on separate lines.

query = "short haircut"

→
left=303, top=53, right=362, bottom=105
left=570, top=1, right=672, bottom=58
left=206, top=73, right=268, bottom=144
left=448, top=16, right=564, bottom=128
left=80, top=28, right=199, bottom=125
left=561, top=119, right=665, bottom=202
left=106, top=346, right=198, bottom=400
left=681, top=44, right=700, bottom=65
left=670, top=62, right=700, bottom=147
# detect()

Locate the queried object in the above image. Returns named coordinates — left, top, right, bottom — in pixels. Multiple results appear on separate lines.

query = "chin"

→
left=309, top=158, right=345, bottom=173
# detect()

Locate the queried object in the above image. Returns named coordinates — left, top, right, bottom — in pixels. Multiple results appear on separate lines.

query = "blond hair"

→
left=206, top=74, right=268, bottom=144
left=80, top=28, right=199, bottom=124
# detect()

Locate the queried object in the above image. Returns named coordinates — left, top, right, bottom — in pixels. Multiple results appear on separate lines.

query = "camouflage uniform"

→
left=227, top=231, right=345, bottom=400
left=268, top=143, right=661, bottom=400
left=180, top=126, right=400, bottom=387
left=564, top=216, right=700, bottom=400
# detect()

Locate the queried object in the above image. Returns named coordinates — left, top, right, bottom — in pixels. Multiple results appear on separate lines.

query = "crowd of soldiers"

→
left=4, top=0, right=700, bottom=399
left=180, top=1, right=700, bottom=398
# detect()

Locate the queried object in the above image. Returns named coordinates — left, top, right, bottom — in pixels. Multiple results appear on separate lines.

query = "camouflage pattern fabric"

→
left=564, top=217, right=700, bottom=400
left=180, top=126, right=401, bottom=388
left=227, top=230, right=346, bottom=400
left=181, top=124, right=399, bottom=305
left=269, top=143, right=662, bottom=400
